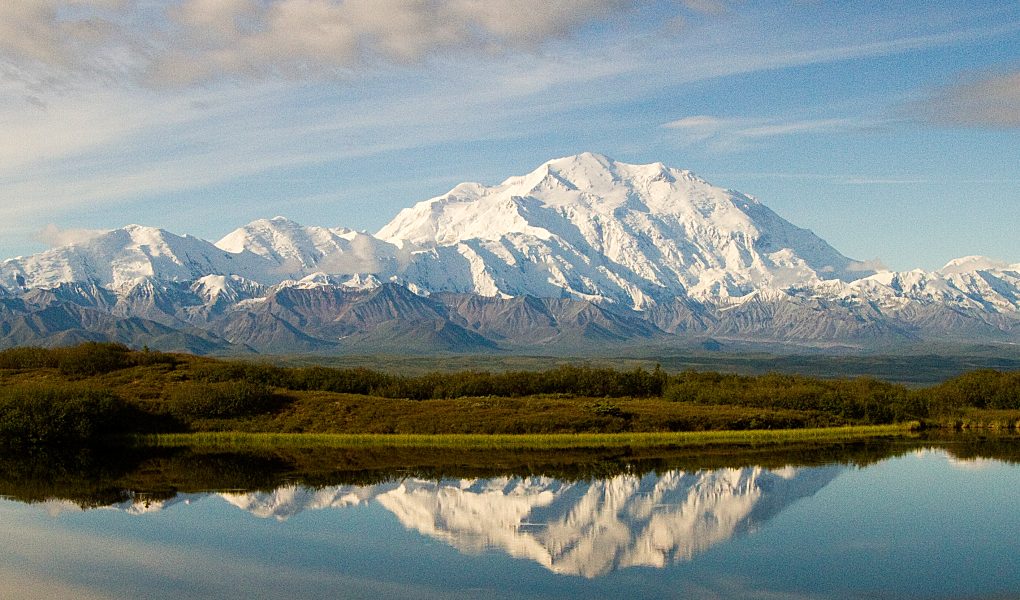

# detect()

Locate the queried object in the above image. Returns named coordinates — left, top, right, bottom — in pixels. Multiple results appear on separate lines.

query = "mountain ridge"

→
left=1, top=153, right=1018, bottom=353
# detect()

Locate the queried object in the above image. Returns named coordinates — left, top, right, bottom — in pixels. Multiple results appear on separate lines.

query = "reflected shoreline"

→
left=1, top=433, right=1017, bottom=510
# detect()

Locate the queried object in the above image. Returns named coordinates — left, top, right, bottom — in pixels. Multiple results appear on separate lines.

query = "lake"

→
left=1, top=438, right=1019, bottom=599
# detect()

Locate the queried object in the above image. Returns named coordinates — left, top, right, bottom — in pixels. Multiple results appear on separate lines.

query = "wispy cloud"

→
left=0, top=0, right=736, bottom=86
left=155, top=0, right=643, bottom=84
left=34, top=224, right=110, bottom=247
left=847, top=258, right=889, bottom=273
left=0, top=70, right=551, bottom=226
left=919, top=69, right=1020, bottom=127
left=712, top=171, right=1020, bottom=186
left=0, top=0, right=129, bottom=69
left=4, top=1, right=1012, bottom=90
left=663, top=115, right=890, bottom=151
left=841, top=177, right=929, bottom=185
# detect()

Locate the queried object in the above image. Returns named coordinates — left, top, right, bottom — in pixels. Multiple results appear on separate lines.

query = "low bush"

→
left=0, top=343, right=181, bottom=376
left=190, top=361, right=291, bottom=386
left=0, top=382, right=127, bottom=447
left=163, top=381, right=278, bottom=420
left=926, top=370, right=1020, bottom=412
left=0, top=347, right=59, bottom=369
left=55, top=343, right=133, bottom=376
left=586, top=399, right=625, bottom=418
left=287, top=366, right=392, bottom=395
left=663, top=371, right=923, bottom=425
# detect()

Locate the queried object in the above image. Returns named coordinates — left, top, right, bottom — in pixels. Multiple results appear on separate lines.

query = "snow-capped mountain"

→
left=844, top=261, right=1020, bottom=312
left=0, top=224, right=273, bottom=291
left=0, top=153, right=1018, bottom=352
left=112, top=466, right=841, bottom=577
left=381, top=152, right=864, bottom=308
left=216, top=216, right=407, bottom=281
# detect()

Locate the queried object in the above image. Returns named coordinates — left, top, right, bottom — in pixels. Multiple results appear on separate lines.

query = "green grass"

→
left=133, top=423, right=919, bottom=451
left=924, top=408, right=1020, bottom=431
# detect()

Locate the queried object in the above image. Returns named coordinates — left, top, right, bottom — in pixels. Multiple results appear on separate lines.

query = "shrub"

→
left=288, top=366, right=393, bottom=395
left=54, top=343, right=132, bottom=376
left=163, top=381, right=278, bottom=420
left=0, top=347, right=59, bottom=369
left=663, top=370, right=922, bottom=425
left=190, top=361, right=290, bottom=387
left=586, top=399, right=625, bottom=418
left=130, top=347, right=179, bottom=368
left=0, top=383, right=127, bottom=447
left=926, top=370, right=1020, bottom=413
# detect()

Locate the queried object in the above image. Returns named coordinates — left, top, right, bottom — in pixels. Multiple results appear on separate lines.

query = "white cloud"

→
left=0, top=0, right=665, bottom=85
left=0, top=2, right=1013, bottom=92
left=946, top=456, right=1002, bottom=471
left=35, top=224, right=110, bottom=247
left=663, top=114, right=886, bottom=151
left=663, top=115, right=723, bottom=129
left=0, top=1, right=120, bottom=67
left=151, top=0, right=685, bottom=84
left=921, top=69, right=1020, bottom=127
left=736, top=118, right=854, bottom=138
left=661, top=115, right=727, bottom=142
left=846, top=259, right=888, bottom=273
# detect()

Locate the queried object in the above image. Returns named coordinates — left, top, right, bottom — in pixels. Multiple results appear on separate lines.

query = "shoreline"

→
left=131, top=423, right=920, bottom=451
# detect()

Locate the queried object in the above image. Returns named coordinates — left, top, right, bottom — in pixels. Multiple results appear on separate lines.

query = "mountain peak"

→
left=0, top=223, right=268, bottom=291
left=939, top=255, right=1010, bottom=275
left=542, top=151, right=614, bottom=174
left=378, top=153, right=862, bottom=305
left=216, top=217, right=402, bottom=281
left=502, top=152, right=671, bottom=197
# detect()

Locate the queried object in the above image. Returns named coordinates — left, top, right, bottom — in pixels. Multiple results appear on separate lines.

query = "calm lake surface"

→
left=2, top=441, right=1019, bottom=599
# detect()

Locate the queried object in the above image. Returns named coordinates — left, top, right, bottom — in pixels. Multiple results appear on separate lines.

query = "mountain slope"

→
left=216, top=216, right=406, bottom=281
left=380, top=152, right=867, bottom=308
left=0, top=225, right=272, bottom=291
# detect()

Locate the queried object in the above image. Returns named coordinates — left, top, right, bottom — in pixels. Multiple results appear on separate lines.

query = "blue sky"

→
left=0, top=1, right=1018, bottom=271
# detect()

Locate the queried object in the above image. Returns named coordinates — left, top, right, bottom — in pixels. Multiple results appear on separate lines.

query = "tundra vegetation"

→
left=0, top=343, right=1018, bottom=449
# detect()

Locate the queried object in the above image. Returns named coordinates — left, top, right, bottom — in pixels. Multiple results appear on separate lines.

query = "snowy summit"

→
left=380, top=152, right=867, bottom=307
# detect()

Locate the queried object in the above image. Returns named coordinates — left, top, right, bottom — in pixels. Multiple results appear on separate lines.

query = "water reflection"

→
left=111, top=465, right=841, bottom=577
left=372, top=467, right=840, bottom=577
left=4, top=441, right=1020, bottom=599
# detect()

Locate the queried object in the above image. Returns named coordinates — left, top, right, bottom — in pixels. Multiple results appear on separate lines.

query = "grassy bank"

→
left=133, top=423, right=919, bottom=451
left=1, top=343, right=1018, bottom=449
left=924, top=409, right=1020, bottom=431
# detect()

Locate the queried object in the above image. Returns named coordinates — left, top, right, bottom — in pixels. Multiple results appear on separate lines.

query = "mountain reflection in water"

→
left=123, top=465, right=840, bottom=578
left=6, top=443, right=1020, bottom=599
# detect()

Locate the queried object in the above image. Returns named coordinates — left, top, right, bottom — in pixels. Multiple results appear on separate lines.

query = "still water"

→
left=2, top=444, right=1019, bottom=599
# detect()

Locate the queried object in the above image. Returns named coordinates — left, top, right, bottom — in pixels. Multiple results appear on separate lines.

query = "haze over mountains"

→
left=2, top=153, right=1018, bottom=354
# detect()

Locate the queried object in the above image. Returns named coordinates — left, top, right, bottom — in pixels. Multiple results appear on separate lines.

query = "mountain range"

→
left=2, top=152, right=1019, bottom=354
